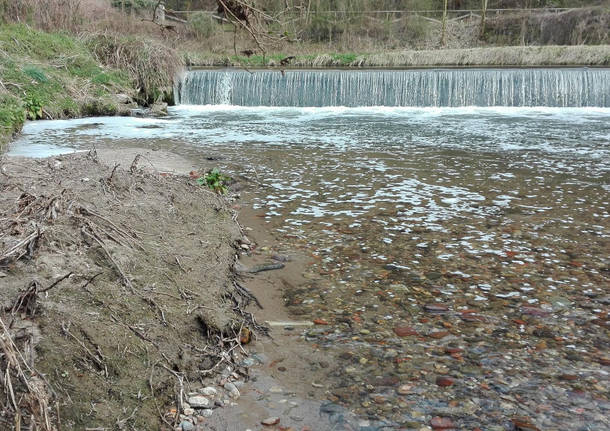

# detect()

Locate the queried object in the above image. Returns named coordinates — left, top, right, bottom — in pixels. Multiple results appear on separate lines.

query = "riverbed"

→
left=8, top=68, right=610, bottom=430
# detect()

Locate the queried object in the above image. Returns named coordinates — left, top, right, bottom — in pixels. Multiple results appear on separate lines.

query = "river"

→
left=8, top=68, right=610, bottom=430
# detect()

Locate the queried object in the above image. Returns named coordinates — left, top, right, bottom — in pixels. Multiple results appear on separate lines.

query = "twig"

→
left=81, top=227, right=134, bottom=292
left=80, top=272, right=103, bottom=290
left=60, top=322, right=108, bottom=377
left=39, top=272, right=72, bottom=293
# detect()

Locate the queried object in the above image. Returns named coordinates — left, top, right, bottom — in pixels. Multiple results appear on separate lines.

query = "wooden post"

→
left=440, top=0, right=448, bottom=46
left=480, top=0, right=488, bottom=38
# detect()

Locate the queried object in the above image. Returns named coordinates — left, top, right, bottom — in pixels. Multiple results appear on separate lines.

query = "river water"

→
left=9, top=68, right=610, bottom=430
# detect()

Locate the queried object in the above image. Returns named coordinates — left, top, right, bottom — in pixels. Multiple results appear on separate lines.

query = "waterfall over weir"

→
left=175, top=68, right=609, bottom=107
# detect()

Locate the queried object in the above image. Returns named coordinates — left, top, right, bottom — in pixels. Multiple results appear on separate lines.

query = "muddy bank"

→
left=0, top=150, right=258, bottom=429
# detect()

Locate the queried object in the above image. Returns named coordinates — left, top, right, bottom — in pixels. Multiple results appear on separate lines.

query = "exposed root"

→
left=0, top=316, right=55, bottom=431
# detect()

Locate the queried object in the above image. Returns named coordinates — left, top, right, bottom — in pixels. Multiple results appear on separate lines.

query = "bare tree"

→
left=480, top=0, right=488, bottom=38
left=440, top=0, right=448, bottom=46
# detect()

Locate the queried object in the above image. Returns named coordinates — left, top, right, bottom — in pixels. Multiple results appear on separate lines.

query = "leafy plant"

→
left=197, top=168, right=231, bottom=194
left=24, top=95, right=43, bottom=120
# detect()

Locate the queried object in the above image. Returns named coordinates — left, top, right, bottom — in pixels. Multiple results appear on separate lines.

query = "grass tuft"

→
left=85, top=33, right=184, bottom=104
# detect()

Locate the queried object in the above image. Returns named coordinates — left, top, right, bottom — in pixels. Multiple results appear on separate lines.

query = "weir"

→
left=175, top=68, right=609, bottom=107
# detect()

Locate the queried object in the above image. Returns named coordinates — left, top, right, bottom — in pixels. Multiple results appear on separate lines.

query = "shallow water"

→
left=9, top=101, right=610, bottom=429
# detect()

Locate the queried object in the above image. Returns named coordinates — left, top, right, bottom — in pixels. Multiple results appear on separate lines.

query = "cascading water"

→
left=175, top=68, right=609, bottom=107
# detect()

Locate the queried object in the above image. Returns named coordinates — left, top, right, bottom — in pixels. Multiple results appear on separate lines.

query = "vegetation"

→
left=186, top=44, right=610, bottom=68
left=0, top=24, right=134, bottom=148
left=197, top=168, right=232, bottom=194
left=84, top=33, right=182, bottom=103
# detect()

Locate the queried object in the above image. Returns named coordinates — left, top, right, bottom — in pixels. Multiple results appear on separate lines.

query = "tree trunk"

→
left=520, top=0, right=530, bottom=46
left=440, top=0, right=448, bottom=46
left=480, top=0, right=487, bottom=38
left=479, top=0, right=487, bottom=39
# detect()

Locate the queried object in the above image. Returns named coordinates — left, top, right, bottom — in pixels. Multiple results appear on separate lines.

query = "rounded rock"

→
left=187, top=395, right=210, bottom=408
left=200, top=386, right=218, bottom=397
left=180, top=421, right=195, bottom=431
left=199, top=409, right=214, bottom=418
left=261, top=417, right=280, bottom=426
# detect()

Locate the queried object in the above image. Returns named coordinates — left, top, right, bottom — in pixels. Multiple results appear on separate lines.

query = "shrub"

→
left=85, top=33, right=184, bottom=104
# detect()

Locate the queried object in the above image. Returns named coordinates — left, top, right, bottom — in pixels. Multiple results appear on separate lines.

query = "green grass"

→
left=0, top=24, right=133, bottom=150
left=190, top=52, right=365, bottom=68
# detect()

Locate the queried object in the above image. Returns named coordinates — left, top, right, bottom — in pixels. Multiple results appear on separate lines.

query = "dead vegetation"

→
left=0, top=152, right=265, bottom=429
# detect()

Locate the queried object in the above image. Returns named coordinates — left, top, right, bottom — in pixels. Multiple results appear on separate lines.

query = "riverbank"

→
left=0, top=24, right=181, bottom=151
left=0, top=149, right=259, bottom=429
left=185, top=45, right=610, bottom=69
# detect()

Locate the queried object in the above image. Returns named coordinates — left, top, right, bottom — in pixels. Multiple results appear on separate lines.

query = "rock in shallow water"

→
left=430, top=416, right=454, bottom=429
left=394, top=325, right=417, bottom=337
left=224, top=382, right=240, bottom=399
left=180, top=421, right=194, bottom=431
left=261, top=416, right=280, bottom=426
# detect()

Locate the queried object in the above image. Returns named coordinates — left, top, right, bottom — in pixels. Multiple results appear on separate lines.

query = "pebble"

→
left=199, top=409, right=214, bottom=418
left=430, top=416, right=454, bottom=429
left=397, top=384, right=414, bottom=395
left=224, top=382, right=240, bottom=399
left=187, top=396, right=210, bottom=408
left=180, top=421, right=194, bottom=431
left=436, top=377, right=455, bottom=387
left=199, top=386, right=218, bottom=396
left=394, top=325, right=417, bottom=337
left=424, top=304, right=449, bottom=313
left=261, top=416, right=280, bottom=426
left=183, top=408, right=195, bottom=416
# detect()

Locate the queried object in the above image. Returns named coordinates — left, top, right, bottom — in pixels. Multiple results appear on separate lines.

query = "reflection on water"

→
left=9, top=105, right=610, bottom=430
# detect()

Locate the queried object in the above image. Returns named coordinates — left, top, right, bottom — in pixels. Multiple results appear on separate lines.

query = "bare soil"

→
left=0, top=150, right=250, bottom=429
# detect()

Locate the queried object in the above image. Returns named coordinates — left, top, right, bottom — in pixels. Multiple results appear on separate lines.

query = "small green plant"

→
left=24, top=96, right=43, bottom=120
left=197, top=168, right=231, bottom=194
left=24, top=66, right=48, bottom=83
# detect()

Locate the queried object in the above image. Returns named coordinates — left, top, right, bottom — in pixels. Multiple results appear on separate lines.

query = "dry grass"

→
left=356, top=45, right=610, bottom=67
left=85, top=32, right=184, bottom=103
left=186, top=44, right=610, bottom=68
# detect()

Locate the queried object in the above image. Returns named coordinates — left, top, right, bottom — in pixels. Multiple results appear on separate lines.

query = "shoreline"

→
left=0, top=148, right=335, bottom=430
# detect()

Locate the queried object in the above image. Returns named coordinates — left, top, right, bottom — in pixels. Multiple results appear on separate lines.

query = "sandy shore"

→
left=0, top=148, right=339, bottom=430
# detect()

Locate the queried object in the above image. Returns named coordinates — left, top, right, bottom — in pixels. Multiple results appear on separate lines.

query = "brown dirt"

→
left=0, top=150, right=249, bottom=429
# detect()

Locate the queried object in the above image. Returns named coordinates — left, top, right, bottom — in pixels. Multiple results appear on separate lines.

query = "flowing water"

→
left=9, top=68, right=610, bottom=430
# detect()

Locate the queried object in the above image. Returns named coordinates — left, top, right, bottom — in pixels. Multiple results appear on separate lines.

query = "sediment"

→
left=0, top=151, right=254, bottom=429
